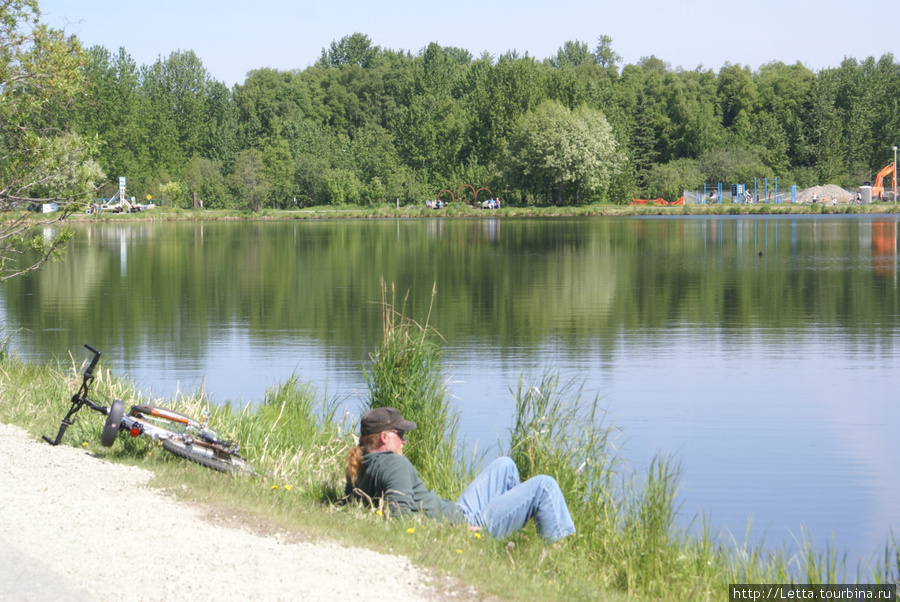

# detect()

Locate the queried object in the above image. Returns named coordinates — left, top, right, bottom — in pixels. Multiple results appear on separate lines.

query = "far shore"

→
left=37, top=200, right=900, bottom=223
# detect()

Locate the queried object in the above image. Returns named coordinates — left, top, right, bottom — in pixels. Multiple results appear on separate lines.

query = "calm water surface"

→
left=4, top=216, right=898, bottom=567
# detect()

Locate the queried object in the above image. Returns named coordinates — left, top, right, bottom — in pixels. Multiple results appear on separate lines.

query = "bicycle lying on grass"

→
left=44, top=344, right=254, bottom=475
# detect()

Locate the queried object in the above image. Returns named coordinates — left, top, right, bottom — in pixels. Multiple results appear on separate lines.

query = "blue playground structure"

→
left=683, top=178, right=792, bottom=205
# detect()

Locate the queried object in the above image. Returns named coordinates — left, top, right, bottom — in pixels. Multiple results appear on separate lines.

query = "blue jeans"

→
left=455, top=457, right=576, bottom=542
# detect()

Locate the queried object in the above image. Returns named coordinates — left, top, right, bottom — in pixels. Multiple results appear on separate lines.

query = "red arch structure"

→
left=436, top=189, right=455, bottom=204
left=474, top=187, right=493, bottom=205
left=457, top=184, right=476, bottom=205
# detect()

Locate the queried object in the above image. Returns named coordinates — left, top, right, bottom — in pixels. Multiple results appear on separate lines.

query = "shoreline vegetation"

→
left=27, top=199, right=900, bottom=225
left=1, top=289, right=897, bottom=601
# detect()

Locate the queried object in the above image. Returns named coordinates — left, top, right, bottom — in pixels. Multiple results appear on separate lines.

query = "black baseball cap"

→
left=360, top=407, right=417, bottom=437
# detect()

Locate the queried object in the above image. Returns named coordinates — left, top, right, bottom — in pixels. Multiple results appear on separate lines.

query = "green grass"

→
left=1, top=313, right=898, bottom=601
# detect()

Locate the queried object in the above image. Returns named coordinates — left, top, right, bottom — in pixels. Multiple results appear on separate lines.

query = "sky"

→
left=37, top=0, right=896, bottom=88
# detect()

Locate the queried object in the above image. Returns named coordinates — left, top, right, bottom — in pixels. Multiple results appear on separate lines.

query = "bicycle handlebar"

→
left=83, top=344, right=101, bottom=378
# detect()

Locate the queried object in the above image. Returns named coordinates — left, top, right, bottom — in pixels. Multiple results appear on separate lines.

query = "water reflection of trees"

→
left=4, top=218, right=898, bottom=363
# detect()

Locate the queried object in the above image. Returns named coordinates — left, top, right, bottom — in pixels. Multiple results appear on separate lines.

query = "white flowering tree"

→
left=503, top=100, right=622, bottom=204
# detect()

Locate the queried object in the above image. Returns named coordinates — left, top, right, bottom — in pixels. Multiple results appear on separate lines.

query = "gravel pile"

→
left=0, top=422, right=472, bottom=602
left=796, top=185, right=855, bottom=204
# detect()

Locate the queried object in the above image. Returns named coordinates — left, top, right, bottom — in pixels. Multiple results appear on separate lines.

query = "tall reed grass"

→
left=363, top=281, right=472, bottom=494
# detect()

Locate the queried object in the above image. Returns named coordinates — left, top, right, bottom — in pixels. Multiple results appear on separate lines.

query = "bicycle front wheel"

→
left=100, top=399, right=125, bottom=447
left=161, top=438, right=254, bottom=476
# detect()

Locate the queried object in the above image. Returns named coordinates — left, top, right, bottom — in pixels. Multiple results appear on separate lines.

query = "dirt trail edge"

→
left=0, top=422, right=473, bottom=602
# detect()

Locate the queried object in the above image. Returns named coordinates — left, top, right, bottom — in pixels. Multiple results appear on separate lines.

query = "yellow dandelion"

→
left=81, top=442, right=88, bottom=447
left=376, top=510, right=383, bottom=516
left=406, top=527, right=415, bottom=534
left=271, top=485, right=279, bottom=490
left=284, top=485, right=292, bottom=491
left=456, top=549, right=463, bottom=554
left=474, top=532, right=481, bottom=539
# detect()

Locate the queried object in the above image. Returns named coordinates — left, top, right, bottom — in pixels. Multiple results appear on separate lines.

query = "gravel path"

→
left=0, top=422, right=473, bottom=602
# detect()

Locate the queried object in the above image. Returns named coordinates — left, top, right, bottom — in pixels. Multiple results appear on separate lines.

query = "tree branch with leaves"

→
left=0, top=0, right=103, bottom=280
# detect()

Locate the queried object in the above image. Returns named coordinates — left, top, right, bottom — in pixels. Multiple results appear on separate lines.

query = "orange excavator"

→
left=860, top=162, right=897, bottom=201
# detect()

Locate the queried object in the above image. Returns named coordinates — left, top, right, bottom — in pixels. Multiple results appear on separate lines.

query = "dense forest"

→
left=62, top=32, right=900, bottom=209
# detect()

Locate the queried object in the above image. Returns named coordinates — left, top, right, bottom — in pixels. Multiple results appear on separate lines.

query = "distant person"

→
left=344, top=407, right=576, bottom=542
left=812, top=193, right=818, bottom=203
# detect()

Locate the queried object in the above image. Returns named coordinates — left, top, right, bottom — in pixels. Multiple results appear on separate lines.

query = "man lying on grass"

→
left=344, top=407, right=575, bottom=542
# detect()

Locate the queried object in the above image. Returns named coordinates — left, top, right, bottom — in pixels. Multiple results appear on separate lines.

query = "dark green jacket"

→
left=346, top=451, right=465, bottom=523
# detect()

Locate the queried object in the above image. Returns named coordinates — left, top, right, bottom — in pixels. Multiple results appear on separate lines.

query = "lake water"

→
left=4, top=215, right=898, bottom=569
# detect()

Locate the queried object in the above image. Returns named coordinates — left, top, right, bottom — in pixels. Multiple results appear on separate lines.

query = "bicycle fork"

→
left=43, top=390, right=109, bottom=446
left=43, top=394, right=90, bottom=446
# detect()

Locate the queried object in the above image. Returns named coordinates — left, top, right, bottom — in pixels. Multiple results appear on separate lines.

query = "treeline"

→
left=63, top=33, right=900, bottom=208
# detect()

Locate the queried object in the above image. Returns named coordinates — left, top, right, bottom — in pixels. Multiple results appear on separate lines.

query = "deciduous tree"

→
left=228, top=149, right=270, bottom=211
left=504, top=100, right=621, bottom=203
left=262, top=136, right=293, bottom=208
left=182, top=157, right=230, bottom=209
left=549, top=40, right=592, bottom=68
left=318, top=33, right=381, bottom=69
left=592, top=35, right=622, bottom=70
left=0, top=0, right=102, bottom=280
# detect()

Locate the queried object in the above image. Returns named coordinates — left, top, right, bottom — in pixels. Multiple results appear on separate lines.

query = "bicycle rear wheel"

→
left=161, top=438, right=254, bottom=476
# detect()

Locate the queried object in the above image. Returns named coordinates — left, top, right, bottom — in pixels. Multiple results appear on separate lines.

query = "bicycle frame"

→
left=43, top=344, right=105, bottom=446
left=122, top=406, right=242, bottom=457
left=43, top=345, right=246, bottom=458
